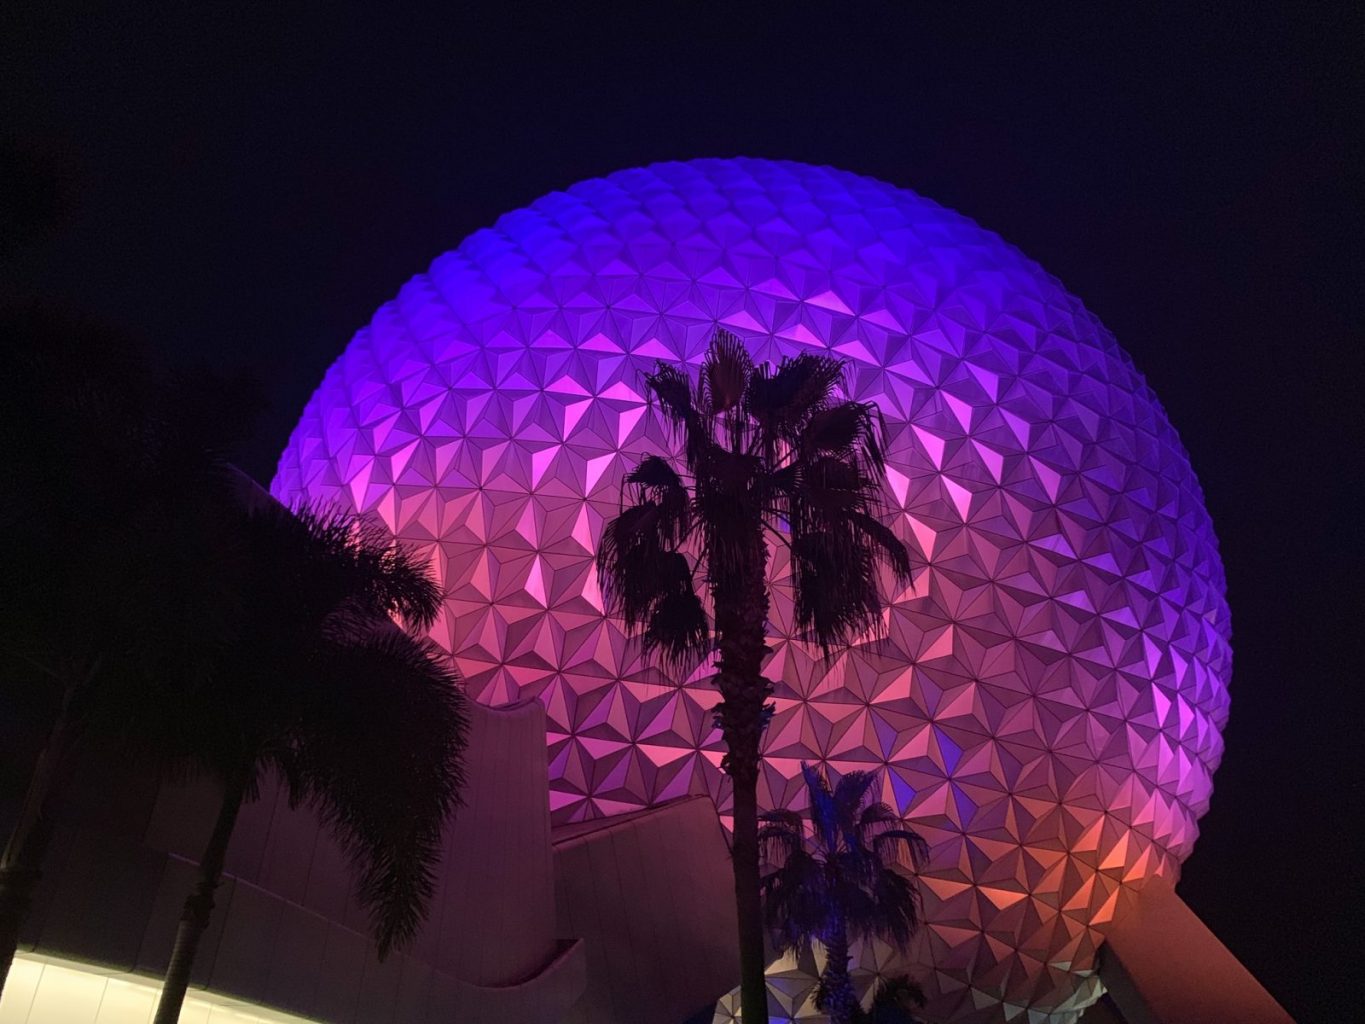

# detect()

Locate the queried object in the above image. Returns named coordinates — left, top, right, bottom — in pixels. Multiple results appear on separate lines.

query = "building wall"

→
left=553, top=795, right=740, bottom=1024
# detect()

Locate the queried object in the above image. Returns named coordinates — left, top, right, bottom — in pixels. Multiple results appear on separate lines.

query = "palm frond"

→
left=778, top=451, right=913, bottom=653
left=865, top=867, right=922, bottom=947
left=596, top=514, right=669, bottom=628
left=872, top=828, right=929, bottom=871
left=833, top=771, right=879, bottom=814
left=289, top=503, right=445, bottom=630
left=627, top=453, right=687, bottom=492
left=800, top=761, right=844, bottom=856
left=843, top=510, right=913, bottom=580
left=760, top=847, right=828, bottom=951
left=645, top=362, right=695, bottom=425
left=800, top=401, right=887, bottom=475
left=832, top=770, right=879, bottom=841
left=642, top=572, right=709, bottom=668
left=625, top=456, right=691, bottom=546
left=645, top=362, right=713, bottom=471
left=700, top=328, right=752, bottom=415
left=290, top=627, right=468, bottom=958
left=745, top=352, right=846, bottom=439
left=596, top=493, right=709, bottom=669
left=857, top=800, right=908, bottom=852
left=857, top=800, right=900, bottom=829
left=758, top=808, right=806, bottom=866
left=788, top=531, right=881, bottom=651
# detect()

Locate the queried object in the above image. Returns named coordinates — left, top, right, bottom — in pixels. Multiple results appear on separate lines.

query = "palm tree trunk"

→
left=0, top=675, right=81, bottom=1001
left=714, top=527, right=772, bottom=1024
left=730, top=761, right=768, bottom=1024
left=822, top=920, right=857, bottom=1024
left=152, top=771, right=247, bottom=1024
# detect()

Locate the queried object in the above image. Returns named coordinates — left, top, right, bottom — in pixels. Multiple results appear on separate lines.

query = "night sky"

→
left=4, top=4, right=1360, bottom=1020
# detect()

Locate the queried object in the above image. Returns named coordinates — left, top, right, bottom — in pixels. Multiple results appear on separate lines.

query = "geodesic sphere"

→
left=272, top=159, right=1231, bottom=1023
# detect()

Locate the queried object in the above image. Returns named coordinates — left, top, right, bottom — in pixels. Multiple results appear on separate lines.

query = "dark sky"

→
left=4, top=3, right=1361, bottom=1019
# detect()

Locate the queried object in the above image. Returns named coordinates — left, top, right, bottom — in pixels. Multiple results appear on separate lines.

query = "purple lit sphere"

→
left=273, top=159, right=1231, bottom=1022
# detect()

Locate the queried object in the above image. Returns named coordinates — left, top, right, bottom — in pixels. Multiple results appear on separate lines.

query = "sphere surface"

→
left=273, top=159, right=1231, bottom=1021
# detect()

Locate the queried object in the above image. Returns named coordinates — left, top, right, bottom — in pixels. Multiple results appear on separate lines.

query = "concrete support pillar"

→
left=1098, top=877, right=1293, bottom=1024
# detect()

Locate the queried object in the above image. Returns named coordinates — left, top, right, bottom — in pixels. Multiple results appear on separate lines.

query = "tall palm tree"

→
left=148, top=498, right=469, bottom=1024
left=0, top=309, right=256, bottom=999
left=596, top=330, right=913, bottom=1024
left=760, top=764, right=928, bottom=1024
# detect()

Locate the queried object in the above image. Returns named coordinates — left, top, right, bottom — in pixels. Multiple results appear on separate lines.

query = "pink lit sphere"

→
left=273, top=159, right=1232, bottom=1022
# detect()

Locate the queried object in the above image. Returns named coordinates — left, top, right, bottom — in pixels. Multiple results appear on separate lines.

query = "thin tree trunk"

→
left=731, top=761, right=768, bottom=1024
left=152, top=772, right=247, bottom=1024
left=822, top=920, right=856, bottom=1024
left=0, top=678, right=80, bottom=1001
left=714, top=522, right=771, bottom=1024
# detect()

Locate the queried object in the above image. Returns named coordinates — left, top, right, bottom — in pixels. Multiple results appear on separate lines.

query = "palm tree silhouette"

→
left=760, top=764, right=928, bottom=1024
left=596, top=330, right=913, bottom=1024
left=0, top=309, right=257, bottom=999
left=148, top=498, right=468, bottom=1024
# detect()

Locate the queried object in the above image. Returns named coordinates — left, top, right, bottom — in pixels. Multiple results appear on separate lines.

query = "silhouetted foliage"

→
left=761, top=764, right=927, bottom=1024
left=0, top=306, right=259, bottom=999
left=148, top=496, right=469, bottom=1024
left=854, top=974, right=927, bottom=1024
left=0, top=310, right=467, bottom=1024
left=597, top=330, right=913, bottom=1024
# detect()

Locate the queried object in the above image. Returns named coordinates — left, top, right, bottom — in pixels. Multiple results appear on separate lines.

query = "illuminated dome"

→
left=273, top=159, right=1231, bottom=1022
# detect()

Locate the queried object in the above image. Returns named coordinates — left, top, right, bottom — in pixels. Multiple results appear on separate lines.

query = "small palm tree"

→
left=760, top=764, right=928, bottom=1024
left=597, top=330, right=913, bottom=1024
left=147, top=498, right=468, bottom=1024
